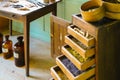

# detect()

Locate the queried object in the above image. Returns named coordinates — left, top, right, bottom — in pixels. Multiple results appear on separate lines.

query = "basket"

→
left=105, top=11, right=120, bottom=20
left=103, top=1, right=120, bottom=13
left=80, top=1, right=105, bottom=22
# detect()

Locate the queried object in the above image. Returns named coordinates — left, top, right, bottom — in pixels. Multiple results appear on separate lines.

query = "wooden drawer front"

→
left=50, top=65, right=69, bottom=80
left=62, top=45, right=95, bottom=70
left=56, top=55, right=95, bottom=80
left=65, top=35, right=95, bottom=58
left=68, top=25, right=95, bottom=47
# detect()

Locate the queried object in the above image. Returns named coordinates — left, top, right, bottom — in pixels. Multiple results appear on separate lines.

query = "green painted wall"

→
left=13, top=0, right=88, bottom=42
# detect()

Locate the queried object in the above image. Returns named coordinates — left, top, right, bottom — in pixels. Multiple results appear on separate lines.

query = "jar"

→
left=14, top=36, right=25, bottom=67
left=2, top=35, right=13, bottom=59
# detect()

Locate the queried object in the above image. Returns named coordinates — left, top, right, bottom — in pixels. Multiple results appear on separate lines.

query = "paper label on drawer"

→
left=2, top=48, right=8, bottom=53
left=14, top=52, right=19, bottom=58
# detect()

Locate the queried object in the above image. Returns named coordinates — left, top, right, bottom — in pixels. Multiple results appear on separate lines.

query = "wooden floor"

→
left=0, top=29, right=56, bottom=80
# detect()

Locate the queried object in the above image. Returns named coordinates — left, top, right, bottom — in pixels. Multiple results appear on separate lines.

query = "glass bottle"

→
left=2, top=35, right=13, bottom=59
left=0, top=33, right=3, bottom=53
left=14, top=36, right=25, bottom=67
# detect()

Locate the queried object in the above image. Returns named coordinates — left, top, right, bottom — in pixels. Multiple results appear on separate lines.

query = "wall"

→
left=12, top=0, right=88, bottom=42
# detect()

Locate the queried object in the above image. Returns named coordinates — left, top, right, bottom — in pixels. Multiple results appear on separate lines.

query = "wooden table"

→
left=0, top=0, right=60, bottom=76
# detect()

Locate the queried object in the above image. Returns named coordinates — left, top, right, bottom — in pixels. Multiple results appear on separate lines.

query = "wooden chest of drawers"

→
left=50, top=14, right=120, bottom=80
left=72, top=14, right=120, bottom=80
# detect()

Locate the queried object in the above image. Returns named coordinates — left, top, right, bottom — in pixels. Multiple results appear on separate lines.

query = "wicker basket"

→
left=103, top=1, right=120, bottom=13
left=80, top=1, right=105, bottom=22
left=105, top=11, right=120, bottom=20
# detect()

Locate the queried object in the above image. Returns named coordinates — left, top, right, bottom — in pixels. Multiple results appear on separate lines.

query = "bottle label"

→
left=14, top=52, right=19, bottom=58
left=2, top=48, right=8, bottom=53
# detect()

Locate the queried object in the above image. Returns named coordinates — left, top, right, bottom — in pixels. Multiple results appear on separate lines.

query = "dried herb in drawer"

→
left=72, top=26, right=93, bottom=39
left=53, top=66, right=69, bottom=80
left=65, top=45, right=87, bottom=63
left=60, top=56, right=83, bottom=76
left=68, top=35, right=94, bottom=50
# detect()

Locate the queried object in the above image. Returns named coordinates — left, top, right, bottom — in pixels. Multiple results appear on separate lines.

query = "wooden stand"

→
left=50, top=14, right=120, bottom=80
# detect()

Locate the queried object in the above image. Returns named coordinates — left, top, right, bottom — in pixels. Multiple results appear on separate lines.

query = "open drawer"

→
left=67, top=25, right=95, bottom=47
left=56, top=55, right=95, bottom=80
left=62, top=45, right=95, bottom=70
left=65, top=35, right=95, bottom=58
left=50, top=65, right=69, bottom=80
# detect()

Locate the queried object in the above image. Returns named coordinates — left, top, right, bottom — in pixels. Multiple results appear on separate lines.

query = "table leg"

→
left=52, top=3, right=57, bottom=16
left=23, top=19, right=30, bottom=76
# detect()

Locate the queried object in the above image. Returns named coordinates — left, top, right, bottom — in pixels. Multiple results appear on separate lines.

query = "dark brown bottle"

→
left=14, top=36, right=25, bottom=67
left=2, top=35, right=13, bottom=59
left=0, top=33, right=3, bottom=53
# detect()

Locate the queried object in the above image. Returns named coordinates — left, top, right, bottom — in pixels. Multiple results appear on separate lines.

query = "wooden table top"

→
left=0, top=0, right=60, bottom=16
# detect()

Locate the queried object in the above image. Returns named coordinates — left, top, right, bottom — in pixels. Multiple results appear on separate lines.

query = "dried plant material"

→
left=9, top=0, right=19, bottom=3
left=12, top=4, right=23, bottom=8
left=3, top=2, right=11, bottom=7
left=18, top=7, right=29, bottom=11
left=85, top=31, right=89, bottom=38
left=66, top=47, right=87, bottom=63
left=73, top=27, right=93, bottom=39
left=26, top=3, right=35, bottom=8
left=57, top=70, right=69, bottom=80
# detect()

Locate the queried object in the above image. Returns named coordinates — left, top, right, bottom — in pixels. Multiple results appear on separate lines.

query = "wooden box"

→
left=65, top=35, right=95, bottom=58
left=67, top=25, right=95, bottom=47
left=62, top=45, right=95, bottom=70
left=50, top=65, right=68, bottom=80
left=56, top=55, right=95, bottom=80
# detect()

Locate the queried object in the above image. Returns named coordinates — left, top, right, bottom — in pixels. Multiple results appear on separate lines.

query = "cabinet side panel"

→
left=97, top=21, right=120, bottom=80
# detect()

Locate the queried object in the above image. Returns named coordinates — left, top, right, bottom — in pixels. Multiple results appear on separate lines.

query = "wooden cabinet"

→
left=72, top=14, right=120, bottom=80
left=50, top=14, right=120, bottom=80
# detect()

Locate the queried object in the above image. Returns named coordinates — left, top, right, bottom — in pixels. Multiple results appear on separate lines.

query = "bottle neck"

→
left=5, top=35, right=9, bottom=41
left=5, top=38, right=9, bottom=41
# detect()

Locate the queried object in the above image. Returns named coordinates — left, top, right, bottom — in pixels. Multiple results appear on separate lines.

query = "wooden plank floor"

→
left=0, top=29, right=56, bottom=80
